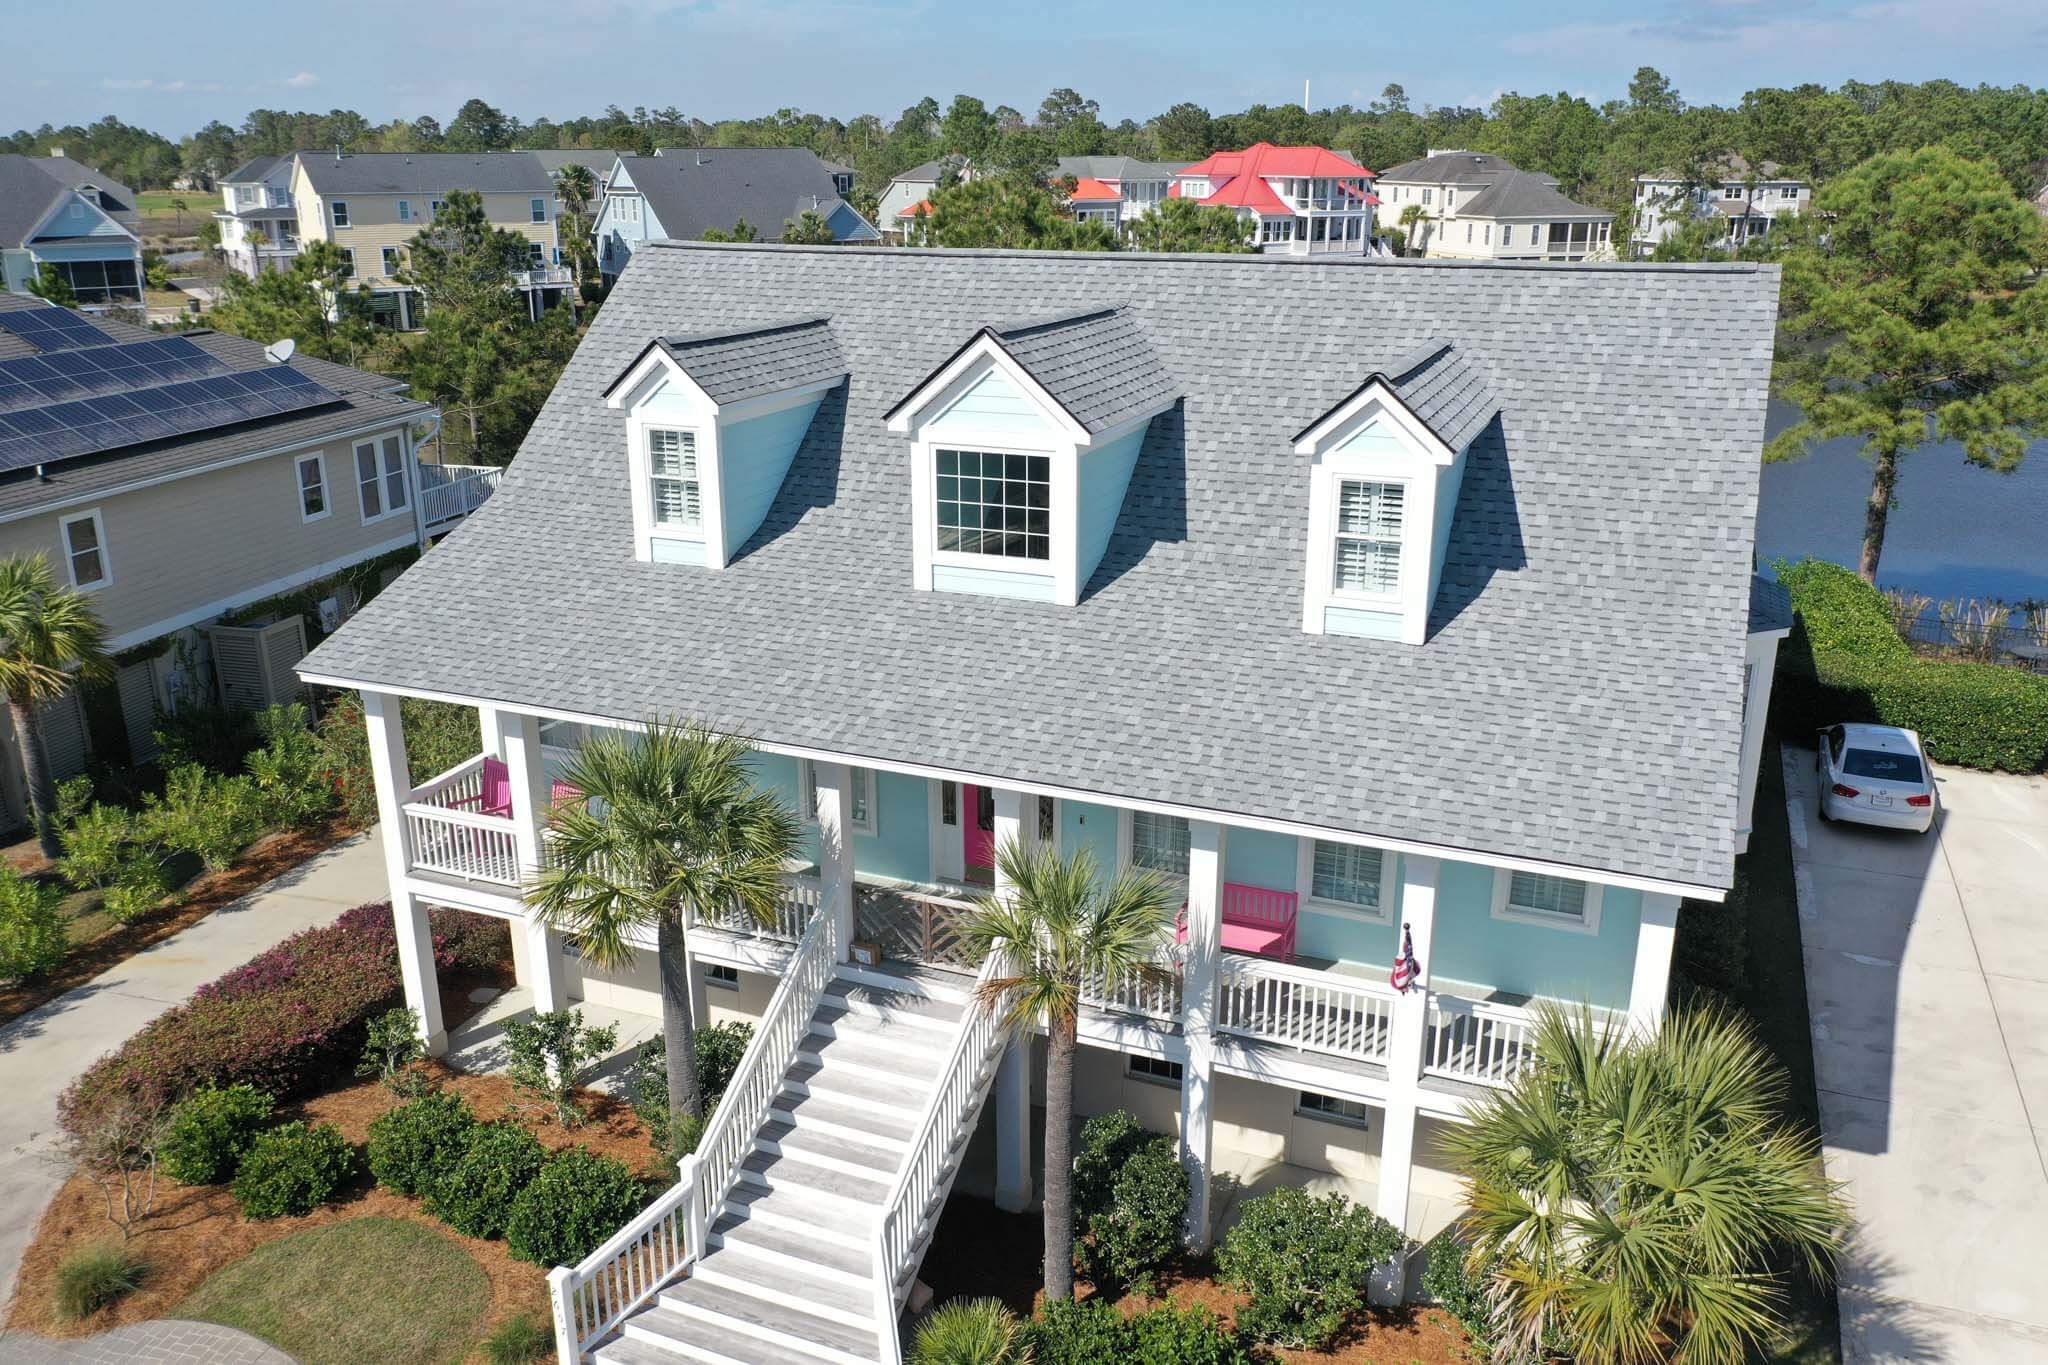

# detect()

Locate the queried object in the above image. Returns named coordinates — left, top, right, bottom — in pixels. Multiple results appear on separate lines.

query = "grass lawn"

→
left=178, top=1218, right=491, bottom=1365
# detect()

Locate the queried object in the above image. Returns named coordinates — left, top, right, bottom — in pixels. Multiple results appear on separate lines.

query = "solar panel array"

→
left=0, top=337, right=229, bottom=413
left=0, top=366, right=343, bottom=474
left=0, top=307, right=116, bottom=352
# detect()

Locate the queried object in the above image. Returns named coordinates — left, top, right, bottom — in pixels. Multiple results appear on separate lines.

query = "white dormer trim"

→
left=1298, top=381, right=1452, bottom=646
left=887, top=333, right=1094, bottom=445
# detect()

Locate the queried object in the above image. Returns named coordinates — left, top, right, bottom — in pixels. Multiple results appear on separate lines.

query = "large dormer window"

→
left=1332, top=479, right=1403, bottom=595
left=648, top=428, right=702, bottom=529
left=937, top=449, right=1049, bottom=560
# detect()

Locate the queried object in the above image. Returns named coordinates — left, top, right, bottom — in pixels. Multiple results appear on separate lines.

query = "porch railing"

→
left=1081, top=954, right=1183, bottom=1023
left=687, top=873, right=819, bottom=944
left=873, top=951, right=1010, bottom=1361
left=400, top=754, right=519, bottom=886
left=547, top=899, right=840, bottom=1361
left=1425, top=995, right=1548, bottom=1087
left=1214, top=955, right=1397, bottom=1065
left=418, top=463, right=502, bottom=528
left=854, top=883, right=982, bottom=970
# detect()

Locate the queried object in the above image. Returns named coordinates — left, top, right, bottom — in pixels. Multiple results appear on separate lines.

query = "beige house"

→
left=288, top=151, right=571, bottom=329
left=1378, top=150, right=1614, bottom=262
left=0, top=291, right=490, bottom=827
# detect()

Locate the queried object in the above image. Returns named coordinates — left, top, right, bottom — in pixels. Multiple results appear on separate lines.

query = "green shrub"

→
left=152, top=703, right=265, bottom=775
left=505, top=1008, right=618, bottom=1128
left=481, top=1311, right=553, bottom=1364
left=52, top=1243, right=147, bottom=1321
left=143, top=765, right=267, bottom=871
left=1215, top=1186, right=1404, bottom=1350
left=0, top=863, right=68, bottom=983
left=1771, top=558, right=2048, bottom=772
left=910, top=1297, right=1027, bottom=1365
left=245, top=704, right=336, bottom=827
left=1071, top=1109, right=1187, bottom=1293
left=316, top=693, right=481, bottom=827
left=161, top=1083, right=275, bottom=1185
left=505, top=1148, right=644, bottom=1266
left=231, top=1120, right=357, bottom=1219
left=367, top=1090, right=477, bottom=1198
left=1127, top=1304, right=1252, bottom=1365
left=629, top=1021, right=755, bottom=1154
left=432, top=1122, right=547, bottom=1239
left=1420, top=1227, right=1494, bottom=1350
left=357, top=1005, right=428, bottom=1093
left=56, top=803, right=131, bottom=890
left=1020, top=1297, right=1129, bottom=1363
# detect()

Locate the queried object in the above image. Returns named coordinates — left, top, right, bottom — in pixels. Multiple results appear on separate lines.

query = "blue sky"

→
left=10, top=0, right=2047, bottom=136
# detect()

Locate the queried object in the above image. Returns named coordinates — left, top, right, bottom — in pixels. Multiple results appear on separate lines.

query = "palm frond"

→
left=0, top=553, right=110, bottom=703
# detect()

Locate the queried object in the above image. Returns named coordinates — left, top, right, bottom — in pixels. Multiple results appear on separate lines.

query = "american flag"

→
left=1390, top=922, right=1420, bottom=993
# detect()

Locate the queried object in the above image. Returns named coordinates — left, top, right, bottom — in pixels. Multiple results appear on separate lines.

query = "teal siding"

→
left=649, top=538, right=706, bottom=565
left=719, top=396, right=825, bottom=558
left=925, top=366, right=1055, bottom=441
left=1075, top=426, right=1146, bottom=591
left=1299, top=906, right=1399, bottom=967
left=1059, top=800, right=1119, bottom=880
left=1324, top=605, right=1402, bottom=638
left=825, top=200, right=880, bottom=242
left=1429, top=860, right=1641, bottom=1009
left=1427, top=453, right=1468, bottom=610
left=748, top=754, right=931, bottom=884
left=931, top=564, right=1055, bottom=601
left=1336, top=416, right=1407, bottom=456
left=1222, top=826, right=1294, bottom=892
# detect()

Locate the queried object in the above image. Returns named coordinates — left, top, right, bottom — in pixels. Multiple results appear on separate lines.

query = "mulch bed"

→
left=5, top=1066, right=660, bottom=1359
left=0, top=814, right=360, bottom=1029
left=919, top=1196, right=1475, bottom=1365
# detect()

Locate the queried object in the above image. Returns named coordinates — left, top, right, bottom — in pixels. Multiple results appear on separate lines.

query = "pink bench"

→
left=1178, top=882, right=1299, bottom=962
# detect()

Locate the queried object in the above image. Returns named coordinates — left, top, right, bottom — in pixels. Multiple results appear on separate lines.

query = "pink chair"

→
left=449, top=757, right=515, bottom=819
left=1177, top=883, right=1299, bottom=962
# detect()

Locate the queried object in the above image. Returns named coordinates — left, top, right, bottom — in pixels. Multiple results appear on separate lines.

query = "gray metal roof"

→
left=0, top=292, right=427, bottom=520
left=303, top=243, right=1781, bottom=892
left=639, top=317, right=848, bottom=407
left=295, top=152, right=553, bottom=196
left=618, top=150, right=859, bottom=242
left=967, top=307, right=1179, bottom=436
left=1750, top=574, right=1793, bottom=635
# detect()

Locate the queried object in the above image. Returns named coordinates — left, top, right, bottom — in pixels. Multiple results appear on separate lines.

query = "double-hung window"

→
left=526, top=242, right=545, bottom=267
left=1129, top=811, right=1189, bottom=881
left=531, top=197, right=548, bottom=223
left=1493, top=871, right=1601, bottom=932
left=297, top=453, right=329, bottom=521
left=430, top=198, right=446, bottom=217
left=800, top=760, right=875, bottom=835
left=646, top=429, right=701, bottom=530
left=381, top=246, right=401, bottom=276
left=1331, top=479, right=1403, bottom=595
left=59, top=510, right=109, bottom=589
left=338, top=248, right=356, bottom=279
left=355, top=435, right=408, bottom=522
left=934, top=449, right=1049, bottom=560
left=397, top=199, right=412, bottom=222
left=1310, top=840, right=1386, bottom=916
left=330, top=200, right=349, bottom=228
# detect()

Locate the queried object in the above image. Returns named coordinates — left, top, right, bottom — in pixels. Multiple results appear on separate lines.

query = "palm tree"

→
left=1398, top=203, right=1428, bottom=256
left=958, top=839, right=1180, bottom=1302
left=526, top=720, right=801, bottom=1136
left=1440, top=1003, right=1850, bottom=1365
left=909, top=1297, right=1027, bottom=1365
left=0, top=555, right=110, bottom=860
left=551, top=164, right=598, bottom=294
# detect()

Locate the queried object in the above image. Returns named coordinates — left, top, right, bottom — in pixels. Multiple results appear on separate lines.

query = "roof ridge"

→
left=659, top=315, right=833, bottom=348
left=638, top=240, right=1766, bottom=274
left=988, top=306, right=1122, bottom=339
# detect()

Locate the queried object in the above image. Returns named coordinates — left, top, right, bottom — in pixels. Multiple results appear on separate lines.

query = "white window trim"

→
left=330, top=199, right=349, bottom=228
left=296, top=451, right=330, bottom=523
left=644, top=426, right=705, bottom=533
left=1295, top=1089, right=1372, bottom=1129
left=927, top=440, right=1059, bottom=575
left=352, top=434, right=412, bottom=526
left=1294, top=836, right=1397, bottom=925
left=1116, top=807, right=1193, bottom=891
left=396, top=199, right=412, bottom=222
left=531, top=197, right=548, bottom=223
left=801, top=759, right=877, bottom=837
left=58, top=508, right=111, bottom=591
left=1490, top=869, right=1604, bottom=936
left=339, top=247, right=356, bottom=279
left=1126, top=1053, right=1183, bottom=1087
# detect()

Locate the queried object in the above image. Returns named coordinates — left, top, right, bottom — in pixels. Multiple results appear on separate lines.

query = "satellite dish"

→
left=264, top=338, right=297, bottom=364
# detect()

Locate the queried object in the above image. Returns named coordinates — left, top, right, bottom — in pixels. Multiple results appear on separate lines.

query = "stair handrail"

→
left=871, top=950, right=1011, bottom=1360
left=546, top=899, right=840, bottom=1362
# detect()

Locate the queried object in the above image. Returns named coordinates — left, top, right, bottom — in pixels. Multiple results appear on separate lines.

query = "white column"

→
left=363, top=691, right=446, bottom=1055
left=476, top=704, right=503, bottom=760
left=992, top=788, right=1025, bottom=883
left=1629, top=892, right=1683, bottom=1035
left=813, top=761, right=855, bottom=959
left=993, top=1038, right=1034, bottom=1212
left=496, top=709, right=565, bottom=1014
left=1371, top=852, right=1440, bottom=1304
left=1179, top=819, right=1223, bottom=1251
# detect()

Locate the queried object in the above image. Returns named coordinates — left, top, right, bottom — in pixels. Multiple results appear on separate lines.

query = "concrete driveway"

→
left=1785, top=748, right=2048, bottom=1362
left=0, top=829, right=390, bottom=1309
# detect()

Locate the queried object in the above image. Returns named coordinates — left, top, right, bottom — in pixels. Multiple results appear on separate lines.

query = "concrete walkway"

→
left=0, top=828, right=390, bottom=1310
left=0, top=1320, right=292, bottom=1362
left=1785, top=749, right=2048, bottom=1362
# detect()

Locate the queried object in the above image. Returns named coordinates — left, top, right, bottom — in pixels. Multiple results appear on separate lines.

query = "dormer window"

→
left=1332, top=480, right=1403, bottom=596
left=648, top=429, right=702, bottom=529
left=937, top=449, right=1049, bottom=560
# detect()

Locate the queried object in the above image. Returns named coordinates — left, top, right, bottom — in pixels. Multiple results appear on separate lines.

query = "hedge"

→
left=1769, top=558, right=2048, bottom=773
left=59, top=903, right=506, bottom=1144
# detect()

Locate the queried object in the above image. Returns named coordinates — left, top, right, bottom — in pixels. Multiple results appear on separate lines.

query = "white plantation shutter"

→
left=649, top=429, right=701, bottom=528
left=1507, top=872, right=1587, bottom=922
left=1333, top=480, right=1403, bottom=593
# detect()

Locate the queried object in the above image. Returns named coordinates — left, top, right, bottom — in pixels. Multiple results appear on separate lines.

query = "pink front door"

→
left=962, top=783, right=996, bottom=883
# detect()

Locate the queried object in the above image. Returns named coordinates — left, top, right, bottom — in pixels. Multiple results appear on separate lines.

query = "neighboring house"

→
left=0, top=291, right=492, bottom=822
left=302, top=241, right=1786, bottom=1361
left=877, top=156, right=967, bottom=240
left=1632, top=157, right=1811, bottom=256
left=531, top=148, right=630, bottom=202
left=1377, top=150, right=1614, bottom=262
left=593, top=148, right=879, bottom=283
left=1171, top=143, right=1384, bottom=254
left=288, top=151, right=571, bottom=329
left=214, top=154, right=301, bottom=278
left=0, top=152, right=144, bottom=308
left=1054, top=155, right=1183, bottom=233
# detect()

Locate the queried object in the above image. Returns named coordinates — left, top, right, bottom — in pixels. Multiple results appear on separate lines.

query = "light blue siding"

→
left=1336, top=416, right=1408, bottom=456
left=1323, top=605, right=1402, bottom=638
left=1222, top=826, right=1294, bottom=892
left=825, top=200, right=881, bottom=243
left=1298, top=906, right=1400, bottom=967
left=925, top=366, right=1055, bottom=442
left=749, top=754, right=933, bottom=884
left=931, top=564, right=1056, bottom=601
left=1075, top=426, right=1146, bottom=592
left=1059, top=800, right=1119, bottom=881
left=719, top=396, right=826, bottom=558
left=1427, top=452, right=1469, bottom=611
left=1429, top=861, right=1641, bottom=1009
left=597, top=168, right=664, bottom=277
left=649, top=538, right=706, bottom=565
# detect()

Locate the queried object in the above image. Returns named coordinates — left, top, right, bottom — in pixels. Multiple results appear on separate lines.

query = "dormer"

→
left=604, top=317, right=846, bottom=568
left=1294, top=341, right=1498, bottom=645
left=884, top=307, right=1177, bottom=606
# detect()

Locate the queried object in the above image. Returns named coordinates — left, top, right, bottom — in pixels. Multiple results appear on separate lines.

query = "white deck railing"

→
left=1425, top=995, right=1550, bottom=1087
left=1214, top=955, right=1398, bottom=1065
left=873, top=951, right=1009, bottom=1361
left=418, top=463, right=502, bottom=528
left=547, top=901, right=841, bottom=1361
left=1082, top=954, right=1183, bottom=1023
left=400, top=754, right=519, bottom=886
left=688, top=874, right=820, bottom=944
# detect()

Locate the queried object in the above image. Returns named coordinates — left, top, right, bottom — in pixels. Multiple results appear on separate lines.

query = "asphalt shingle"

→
left=983, top=308, right=1179, bottom=436
left=647, top=317, right=848, bottom=407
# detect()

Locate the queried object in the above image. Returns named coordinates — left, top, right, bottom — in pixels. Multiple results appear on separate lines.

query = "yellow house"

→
left=287, top=151, right=571, bottom=329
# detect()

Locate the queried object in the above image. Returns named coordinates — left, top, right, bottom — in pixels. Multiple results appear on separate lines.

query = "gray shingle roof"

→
left=0, top=292, right=427, bottom=520
left=1459, top=168, right=1609, bottom=221
left=1378, top=151, right=1536, bottom=186
left=302, top=243, right=1782, bottom=893
left=1750, top=574, right=1793, bottom=634
left=1297, top=341, right=1500, bottom=454
left=981, top=308, right=1179, bottom=436
left=636, top=317, right=847, bottom=407
left=531, top=150, right=628, bottom=181
left=620, top=150, right=856, bottom=242
left=223, top=154, right=284, bottom=184
left=1057, top=156, right=1184, bottom=182
left=0, top=154, right=139, bottom=245
left=295, top=152, right=553, bottom=196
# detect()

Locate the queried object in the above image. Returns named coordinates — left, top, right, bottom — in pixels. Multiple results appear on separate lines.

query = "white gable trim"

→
left=604, top=346, right=714, bottom=410
left=886, top=333, right=1092, bottom=445
left=1294, top=377, right=1455, bottom=464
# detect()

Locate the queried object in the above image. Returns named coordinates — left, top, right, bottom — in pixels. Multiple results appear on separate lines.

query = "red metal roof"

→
left=1177, top=142, right=1375, bottom=180
left=1066, top=177, right=1121, bottom=202
left=896, top=198, right=933, bottom=218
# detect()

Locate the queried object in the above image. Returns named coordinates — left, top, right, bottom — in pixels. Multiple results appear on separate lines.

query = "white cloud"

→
left=283, top=71, right=319, bottom=89
left=101, top=78, right=153, bottom=90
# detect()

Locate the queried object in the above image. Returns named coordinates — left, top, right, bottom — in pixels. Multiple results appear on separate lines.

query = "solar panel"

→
left=0, top=307, right=116, bottom=352
left=0, top=337, right=228, bottom=413
left=0, top=365, right=342, bottom=473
